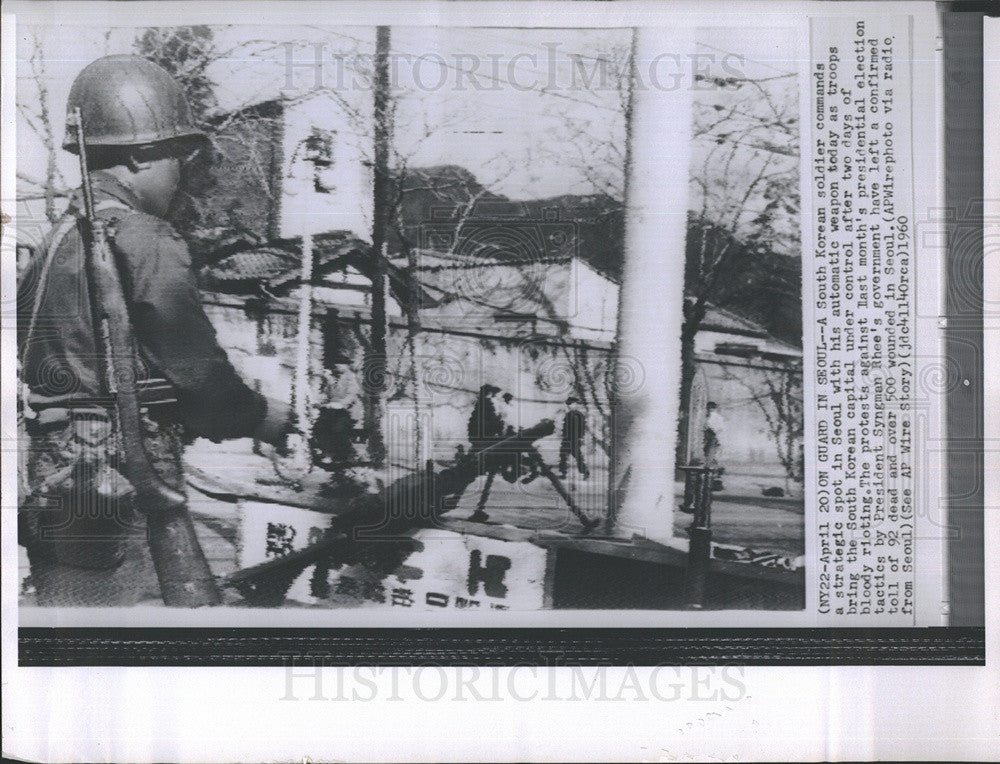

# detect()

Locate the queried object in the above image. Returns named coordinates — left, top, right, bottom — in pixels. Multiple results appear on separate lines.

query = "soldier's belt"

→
left=27, top=378, right=178, bottom=411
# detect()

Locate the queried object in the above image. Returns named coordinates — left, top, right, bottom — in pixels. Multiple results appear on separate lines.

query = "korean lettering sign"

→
left=240, top=502, right=549, bottom=610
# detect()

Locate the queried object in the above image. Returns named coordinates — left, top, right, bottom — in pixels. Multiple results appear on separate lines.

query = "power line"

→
left=694, top=40, right=796, bottom=77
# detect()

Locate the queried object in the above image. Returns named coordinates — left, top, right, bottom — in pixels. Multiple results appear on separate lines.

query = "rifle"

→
left=71, top=108, right=221, bottom=606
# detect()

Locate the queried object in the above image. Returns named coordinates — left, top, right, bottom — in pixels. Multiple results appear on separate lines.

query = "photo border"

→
left=7, top=0, right=988, bottom=667
left=17, top=626, right=987, bottom=665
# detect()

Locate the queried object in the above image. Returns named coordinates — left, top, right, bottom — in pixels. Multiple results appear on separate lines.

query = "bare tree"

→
left=136, top=26, right=219, bottom=119
left=542, top=41, right=801, bottom=467
left=16, top=30, right=68, bottom=224
left=720, top=360, right=804, bottom=489
left=678, top=67, right=800, bottom=463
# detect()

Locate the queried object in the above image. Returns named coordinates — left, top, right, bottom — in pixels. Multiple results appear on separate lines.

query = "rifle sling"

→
left=21, top=200, right=133, bottom=368
left=22, top=201, right=181, bottom=415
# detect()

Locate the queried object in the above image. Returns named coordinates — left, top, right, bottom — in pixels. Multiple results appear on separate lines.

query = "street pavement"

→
left=19, top=460, right=804, bottom=604
left=447, top=468, right=804, bottom=558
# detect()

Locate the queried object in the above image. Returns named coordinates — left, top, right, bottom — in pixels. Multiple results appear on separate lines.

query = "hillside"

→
left=393, top=165, right=802, bottom=347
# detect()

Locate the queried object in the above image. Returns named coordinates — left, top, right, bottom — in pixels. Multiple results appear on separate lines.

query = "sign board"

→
left=238, top=501, right=550, bottom=610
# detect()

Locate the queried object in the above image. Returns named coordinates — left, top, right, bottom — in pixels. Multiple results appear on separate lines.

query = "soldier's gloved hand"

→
left=254, top=397, right=295, bottom=454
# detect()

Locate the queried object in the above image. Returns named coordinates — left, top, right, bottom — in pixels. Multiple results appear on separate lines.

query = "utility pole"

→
left=363, top=25, right=392, bottom=468
left=290, top=231, right=315, bottom=468
left=607, top=27, right=693, bottom=544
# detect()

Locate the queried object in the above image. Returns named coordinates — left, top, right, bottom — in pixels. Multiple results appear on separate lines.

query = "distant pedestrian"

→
left=311, top=366, right=360, bottom=467
left=703, top=401, right=724, bottom=466
left=496, top=391, right=516, bottom=435
left=467, top=384, right=503, bottom=452
left=704, top=401, right=725, bottom=490
left=467, top=384, right=503, bottom=522
left=558, top=396, right=590, bottom=480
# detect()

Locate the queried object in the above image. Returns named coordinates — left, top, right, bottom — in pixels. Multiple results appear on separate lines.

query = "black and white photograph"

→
left=13, top=20, right=810, bottom=614
left=2, top=1, right=993, bottom=762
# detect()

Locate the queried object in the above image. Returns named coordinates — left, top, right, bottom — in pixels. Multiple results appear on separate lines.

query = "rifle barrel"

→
left=71, top=107, right=96, bottom=221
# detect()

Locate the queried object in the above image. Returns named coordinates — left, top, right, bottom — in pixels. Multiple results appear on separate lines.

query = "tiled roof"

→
left=202, top=231, right=369, bottom=287
left=700, top=305, right=769, bottom=337
left=270, top=232, right=373, bottom=289
left=201, top=231, right=437, bottom=307
left=206, top=248, right=297, bottom=283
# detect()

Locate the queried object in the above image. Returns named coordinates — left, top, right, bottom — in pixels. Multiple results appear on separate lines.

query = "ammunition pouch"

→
left=19, top=408, right=143, bottom=570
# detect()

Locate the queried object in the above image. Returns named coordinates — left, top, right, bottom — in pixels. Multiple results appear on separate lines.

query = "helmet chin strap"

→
left=125, top=153, right=153, bottom=173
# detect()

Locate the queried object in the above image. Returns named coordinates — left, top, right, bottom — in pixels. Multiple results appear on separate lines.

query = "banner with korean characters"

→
left=239, top=501, right=550, bottom=610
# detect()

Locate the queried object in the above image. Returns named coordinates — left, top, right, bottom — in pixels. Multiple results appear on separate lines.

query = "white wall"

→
left=569, top=258, right=618, bottom=342
left=412, top=254, right=619, bottom=343
left=201, top=296, right=612, bottom=474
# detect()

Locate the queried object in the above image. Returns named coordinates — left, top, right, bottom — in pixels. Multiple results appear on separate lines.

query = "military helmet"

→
left=64, top=54, right=206, bottom=153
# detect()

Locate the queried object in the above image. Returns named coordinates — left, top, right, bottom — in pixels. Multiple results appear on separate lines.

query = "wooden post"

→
left=363, top=25, right=392, bottom=468
left=608, top=27, right=693, bottom=544
left=681, top=465, right=714, bottom=608
left=290, top=231, right=315, bottom=467
left=252, top=378, right=263, bottom=455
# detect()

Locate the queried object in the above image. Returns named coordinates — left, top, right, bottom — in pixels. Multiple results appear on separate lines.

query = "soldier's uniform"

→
left=17, top=55, right=283, bottom=606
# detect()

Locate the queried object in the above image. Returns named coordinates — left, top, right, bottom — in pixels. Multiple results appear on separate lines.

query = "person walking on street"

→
left=704, top=401, right=725, bottom=490
left=703, top=401, right=724, bottom=465
left=17, top=55, right=293, bottom=606
left=558, top=396, right=590, bottom=480
left=467, top=384, right=503, bottom=521
left=311, top=365, right=360, bottom=467
left=467, top=384, right=503, bottom=452
left=496, top=391, right=516, bottom=435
